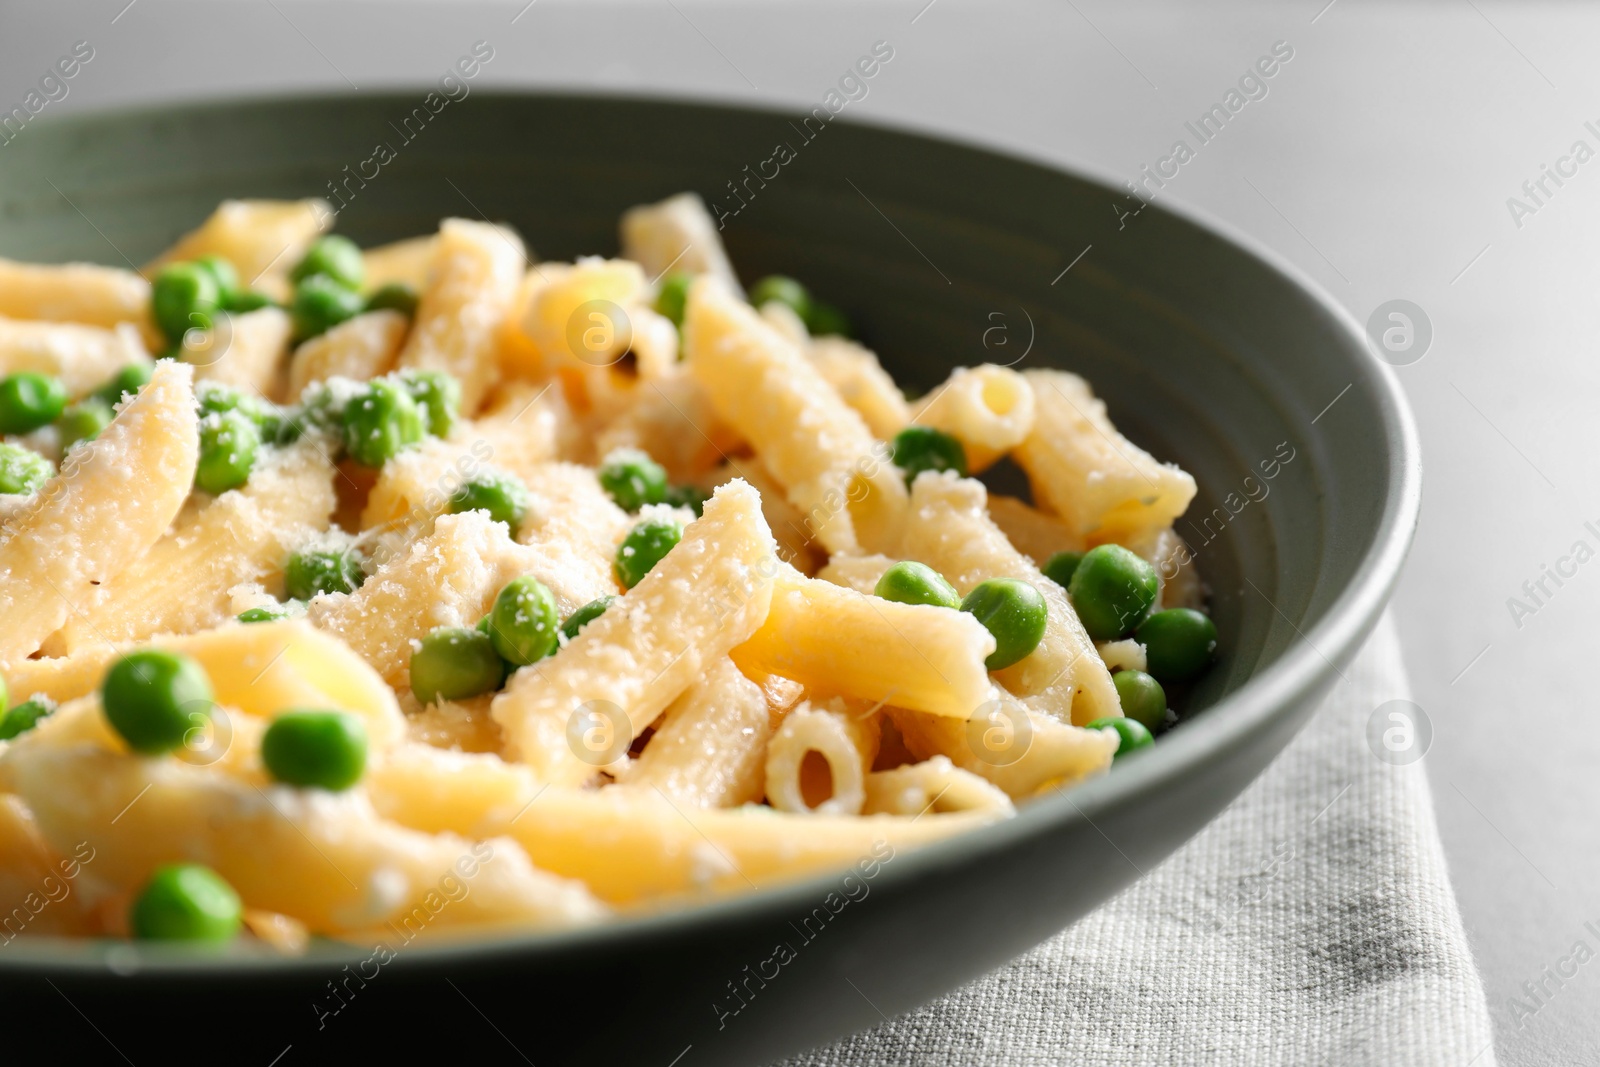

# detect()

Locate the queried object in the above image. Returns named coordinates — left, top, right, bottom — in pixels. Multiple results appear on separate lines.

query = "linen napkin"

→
left=782, top=614, right=1497, bottom=1067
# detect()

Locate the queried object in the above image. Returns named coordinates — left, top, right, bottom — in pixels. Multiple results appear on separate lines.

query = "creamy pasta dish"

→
left=0, top=193, right=1216, bottom=949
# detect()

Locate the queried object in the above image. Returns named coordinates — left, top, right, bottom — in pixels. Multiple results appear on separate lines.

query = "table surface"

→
left=3, top=1, right=1593, bottom=1061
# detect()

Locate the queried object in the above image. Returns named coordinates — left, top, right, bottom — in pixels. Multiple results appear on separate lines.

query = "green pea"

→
left=0, top=372, right=68, bottom=434
left=94, top=363, right=153, bottom=407
left=410, top=627, right=507, bottom=704
left=399, top=369, right=460, bottom=438
left=485, top=576, right=560, bottom=666
left=890, top=426, right=967, bottom=484
left=1041, top=551, right=1083, bottom=591
left=261, top=709, right=368, bottom=791
left=0, top=443, right=53, bottom=495
left=1112, top=669, right=1168, bottom=733
left=1136, top=608, right=1218, bottom=683
left=102, top=650, right=215, bottom=755
left=285, top=546, right=365, bottom=600
left=804, top=300, right=853, bottom=338
left=130, top=864, right=242, bottom=942
left=290, top=235, right=364, bottom=290
left=598, top=448, right=668, bottom=511
left=1067, top=544, right=1159, bottom=641
left=152, top=262, right=222, bottom=343
left=194, top=410, right=261, bottom=495
left=193, top=255, right=239, bottom=306
left=342, top=378, right=424, bottom=467
left=0, top=699, right=52, bottom=741
left=0, top=669, right=7, bottom=713
left=748, top=275, right=812, bottom=319
left=561, top=595, right=616, bottom=641
left=448, top=474, right=530, bottom=531
left=662, top=483, right=708, bottom=517
left=223, top=290, right=277, bottom=313
left=57, top=397, right=113, bottom=451
left=960, top=578, right=1048, bottom=671
left=198, top=382, right=283, bottom=441
left=615, top=519, right=682, bottom=589
left=366, top=282, right=419, bottom=317
left=654, top=271, right=694, bottom=327
left=1085, top=715, right=1154, bottom=759
left=874, top=560, right=960, bottom=609
left=291, top=274, right=365, bottom=342
left=238, top=600, right=302, bottom=624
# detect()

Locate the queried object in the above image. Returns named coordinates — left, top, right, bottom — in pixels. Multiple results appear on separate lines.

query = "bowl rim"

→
left=0, top=89, right=1421, bottom=976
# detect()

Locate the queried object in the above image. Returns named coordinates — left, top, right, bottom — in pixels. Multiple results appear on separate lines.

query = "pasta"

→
left=0, top=195, right=1217, bottom=949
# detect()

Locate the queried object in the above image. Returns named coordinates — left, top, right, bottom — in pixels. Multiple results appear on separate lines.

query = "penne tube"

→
left=730, top=567, right=997, bottom=719
left=0, top=258, right=152, bottom=334
left=705, top=457, right=823, bottom=576
left=54, top=441, right=336, bottom=651
left=399, top=219, right=525, bottom=413
left=862, top=756, right=1015, bottom=816
left=987, top=494, right=1085, bottom=565
left=1014, top=369, right=1196, bottom=544
left=621, top=656, right=772, bottom=808
left=620, top=192, right=743, bottom=294
left=764, top=698, right=881, bottom=815
left=287, top=309, right=407, bottom=400
left=809, top=337, right=910, bottom=441
left=0, top=361, right=197, bottom=669
left=0, top=317, right=150, bottom=397
left=144, top=199, right=332, bottom=294
left=490, top=480, right=777, bottom=783
left=2, top=742, right=605, bottom=937
left=361, top=235, right=438, bottom=294
left=685, top=278, right=906, bottom=556
left=888, top=700, right=1117, bottom=800
left=595, top=374, right=741, bottom=484
left=366, top=745, right=993, bottom=906
left=901, top=472, right=1120, bottom=726
left=518, top=257, right=645, bottom=377
left=186, top=306, right=294, bottom=399
left=4, top=621, right=406, bottom=750
left=912, top=364, right=1035, bottom=473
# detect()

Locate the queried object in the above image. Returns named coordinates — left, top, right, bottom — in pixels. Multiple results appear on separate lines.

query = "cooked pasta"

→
left=0, top=193, right=1217, bottom=949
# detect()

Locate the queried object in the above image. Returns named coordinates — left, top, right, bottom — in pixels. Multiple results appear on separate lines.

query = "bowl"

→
left=0, top=92, right=1418, bottom=1066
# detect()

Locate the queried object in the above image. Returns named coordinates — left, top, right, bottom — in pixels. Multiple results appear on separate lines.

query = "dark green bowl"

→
left=0, top=93, right=1418, bottom=1066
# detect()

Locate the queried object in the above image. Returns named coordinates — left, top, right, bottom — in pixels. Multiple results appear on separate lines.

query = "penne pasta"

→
left=0, top=361, right=197, bottom=668
left=490, top=480, right=776, bottom=783
left=3, top=741, right=604, bottom=936
left=987, top=493, right=1085, bottom=565
left=900, top=472, right=1120, bottom=726
left=862, top=756, right=1015, bottom=816
left=888, top=700, right=1117, bottom=800
left=54, top=441, right=336, bottom=651
left=764, top=698, right=881, bottom=815
left=0, top=316, right=150, bottom=397
left=913, top=364, right=1035, bottom=473
left=620, top=191, right=743, bottom=294
left=684, top=278, right=906, bottom=556
left=286, top=309, right=407, bottom=400
left=361, top=235, right=438, bottom=294
left=144, top=198, right=331, bottom=296
left=809, top=336, right=910, bottom=441
left=1014, top=369, right=1197, bottom=545
left=399, top=219, right=525, bottom=413
left=731, top=566, right=997, bottom=719
left=622, top=656, right=772, bottom=808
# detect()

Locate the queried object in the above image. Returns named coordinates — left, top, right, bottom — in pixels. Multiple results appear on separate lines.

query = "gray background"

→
left=0, top=1, right=1591, bottom=1062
